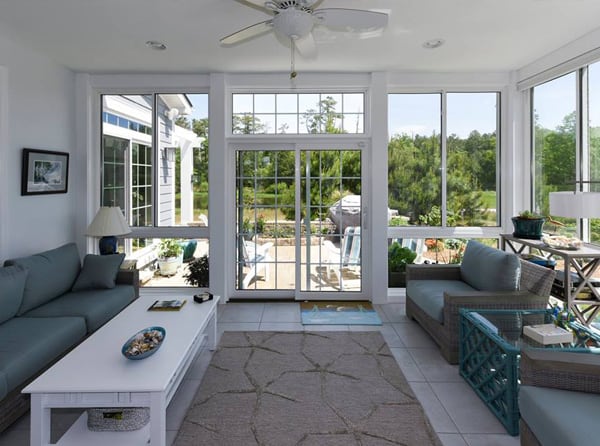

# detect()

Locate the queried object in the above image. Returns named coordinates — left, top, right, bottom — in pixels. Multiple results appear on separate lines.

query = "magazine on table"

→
left=148, top=299, right=187, bottom=311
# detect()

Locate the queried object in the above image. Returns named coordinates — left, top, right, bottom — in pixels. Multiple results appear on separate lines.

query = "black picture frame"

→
left=21, top=148, right=69, bottom=195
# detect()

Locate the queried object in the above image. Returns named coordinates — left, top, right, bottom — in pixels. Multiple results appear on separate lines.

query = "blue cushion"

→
left=4, top=243, right=81, bottom=315
left=520, top=385, right=600, bottom=446
left=23, top=285, right=135, bottom=333
left=406, top=280, right=477, bottom=323
left=0, top=265, right=28, bottom=324
left=72, top=253, right=125, bottom=291
left=460, top=240, right=520, bottom=291
left=0, top=316, right=86, bottom=393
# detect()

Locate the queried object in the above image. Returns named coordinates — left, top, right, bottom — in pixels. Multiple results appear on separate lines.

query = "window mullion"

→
left=441, top=91, right=448, bottom=227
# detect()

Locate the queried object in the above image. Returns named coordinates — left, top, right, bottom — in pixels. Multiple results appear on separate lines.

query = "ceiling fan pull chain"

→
left=290, top=38, right=297, bottom=79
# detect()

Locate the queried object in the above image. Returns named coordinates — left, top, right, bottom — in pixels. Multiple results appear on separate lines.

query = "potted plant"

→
left=388, top=242, right=417, bottom=287
left=183, top=254, right=210, bottom=288
left=156, top=239, right=184, bottom=276
left=511, top=210, right=545, bottom=240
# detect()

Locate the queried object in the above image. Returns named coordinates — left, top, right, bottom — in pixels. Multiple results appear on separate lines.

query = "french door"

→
left=234, top=144, right=368, bottom=299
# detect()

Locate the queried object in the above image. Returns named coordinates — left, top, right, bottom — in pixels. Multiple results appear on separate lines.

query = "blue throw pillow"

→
left=72, top=254, right=125, bottom=291
left=0, top=265, right=28, bottom=324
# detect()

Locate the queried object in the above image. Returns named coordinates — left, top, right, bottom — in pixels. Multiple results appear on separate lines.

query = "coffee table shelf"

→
left=24, top=294, right=220, bottom=446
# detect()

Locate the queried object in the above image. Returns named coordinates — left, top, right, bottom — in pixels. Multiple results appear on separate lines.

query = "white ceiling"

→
left=1, top=0, right=600, bottom=74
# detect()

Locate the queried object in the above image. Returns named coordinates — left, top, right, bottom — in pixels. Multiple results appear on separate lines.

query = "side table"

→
left=459, top=308, right=600, bottom=436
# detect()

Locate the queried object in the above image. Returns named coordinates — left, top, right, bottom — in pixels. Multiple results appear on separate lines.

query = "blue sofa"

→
left=406, top=240, right=556, bottom=363
left=0, top=243, right=139, bottom=431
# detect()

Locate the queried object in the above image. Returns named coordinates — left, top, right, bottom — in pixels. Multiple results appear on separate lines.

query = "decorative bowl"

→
left=121, top=326, right=166, bottom=360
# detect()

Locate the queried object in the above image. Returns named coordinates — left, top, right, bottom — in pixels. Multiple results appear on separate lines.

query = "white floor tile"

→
left=409, top=381, right=458, bottom=434
left=261, top=302, right=301, bottom=322
left=390, top=347, right=426, bottom=382
left=392, top=322, right=438, bottom=348
left=429, top=381, right=507, bottom=435
left=462, top=433, right=520, bottom=446
left=259, top=322, right=304, bottom=331
left=408, top=348, right=463, bottom=382
left=379, top=303, right=410, bottom=322
left=218, top=302, right=265, bottom=322
left=438, top=433, right=469, bottom=446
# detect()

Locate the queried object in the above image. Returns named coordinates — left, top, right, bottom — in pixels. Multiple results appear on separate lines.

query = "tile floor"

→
left=0, top=296, right=520, bottom=446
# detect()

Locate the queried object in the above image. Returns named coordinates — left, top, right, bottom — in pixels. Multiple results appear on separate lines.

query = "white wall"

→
left=0, top=30, right=76, bottom=261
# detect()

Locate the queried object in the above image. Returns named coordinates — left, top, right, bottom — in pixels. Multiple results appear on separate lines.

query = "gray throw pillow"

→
left=0, top=265, right=28, bottom=324
left=72, top=254, right=125, bottom=291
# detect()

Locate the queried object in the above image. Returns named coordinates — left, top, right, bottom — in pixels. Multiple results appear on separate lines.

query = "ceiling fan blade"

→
left=220, top=20, right=274, bottom=45
left=294, top=32, right=317, bottom=58
left=314, top=8, right=388, bottom=32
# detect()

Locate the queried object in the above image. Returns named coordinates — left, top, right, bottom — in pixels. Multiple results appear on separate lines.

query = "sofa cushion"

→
left=406, top=280, right=477, bottom=323
left=460, top=240, right=520, bottom=292
left=0, top=316, right=86, bottom=393
left=4, top=243, right=81, bottom=315
left=0, top=371, right=7, bottom=401
left=520, top=385, right=600, bottom=446
left=0, top=265, right=28, bottom=324
left=72, top=253, right=125, bottom=291
left=23, top=285, right=135, bottom=333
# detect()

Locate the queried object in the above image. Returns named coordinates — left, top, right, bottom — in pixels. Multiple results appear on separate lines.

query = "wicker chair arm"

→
left=406, top=264, right=461, bottom=281
left=116, top=269, right=140, bottom=299
left=520, top=349, right=600, bottom=394
left=443, top=291, right=549, bottom=344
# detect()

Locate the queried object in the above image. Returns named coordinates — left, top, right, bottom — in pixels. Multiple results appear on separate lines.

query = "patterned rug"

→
left=300, top=301, right=382, bottom=325
left=174, top=331, right=441, bottom=446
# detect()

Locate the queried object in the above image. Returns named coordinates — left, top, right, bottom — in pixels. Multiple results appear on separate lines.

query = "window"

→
left=101, top=93, right=209, bottom=287
left=388, top=92, right=500, bottom=228
left=232, top=92, right=365, bottom=134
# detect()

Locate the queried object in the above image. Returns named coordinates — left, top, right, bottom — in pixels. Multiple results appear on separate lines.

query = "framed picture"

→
left=21, top=148, right=69, bottom=195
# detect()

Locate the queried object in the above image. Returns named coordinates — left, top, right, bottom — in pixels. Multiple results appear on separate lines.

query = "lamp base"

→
left=99, top=236, right=118, bottom=255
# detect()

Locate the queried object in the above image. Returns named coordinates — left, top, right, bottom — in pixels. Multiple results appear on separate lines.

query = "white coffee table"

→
left=23, top=294, right=220, bottom=446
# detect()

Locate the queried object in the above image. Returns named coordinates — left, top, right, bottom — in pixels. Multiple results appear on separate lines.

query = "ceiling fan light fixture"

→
left=423, top=38, right=444, bottom=49
left=273, top=8, right=314, bottom=40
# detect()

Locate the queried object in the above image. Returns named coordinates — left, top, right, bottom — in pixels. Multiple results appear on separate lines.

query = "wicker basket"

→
left=87, top=407, right=149, bottom=432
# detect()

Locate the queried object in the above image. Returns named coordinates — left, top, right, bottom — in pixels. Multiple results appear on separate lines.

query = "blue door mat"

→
left=301, top=301, right=382, bottom=325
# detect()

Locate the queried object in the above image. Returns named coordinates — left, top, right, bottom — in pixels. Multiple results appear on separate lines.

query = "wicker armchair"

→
left=519, top=349, right=600, bottom=446
left=406, top=259, right=555, bottom=364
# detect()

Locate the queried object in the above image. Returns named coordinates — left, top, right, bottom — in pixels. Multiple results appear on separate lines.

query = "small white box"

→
left=523, top=324, right=573, bottom=345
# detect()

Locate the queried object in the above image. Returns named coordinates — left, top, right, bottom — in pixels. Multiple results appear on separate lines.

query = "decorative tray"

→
left=541, top=235, right=582, bottom=250
left=121, top=326, right=165, bottom=360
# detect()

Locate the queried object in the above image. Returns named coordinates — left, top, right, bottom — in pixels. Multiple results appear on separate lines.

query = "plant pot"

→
left=388, top=271, right=407, bottom=288
left=511, top=217, right=545, bottom=240
left=157, top=254, right=183, bottom=276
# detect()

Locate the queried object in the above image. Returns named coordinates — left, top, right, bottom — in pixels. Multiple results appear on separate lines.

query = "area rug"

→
left=174, top=331, right=441, bottom=446
left=300, top=301, right=382, bottom=325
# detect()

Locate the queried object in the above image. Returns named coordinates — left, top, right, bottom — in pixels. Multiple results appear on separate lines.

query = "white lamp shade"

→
left=86, top=207, right=132, bottom=237
left=549, top=191, right=600, bottom=219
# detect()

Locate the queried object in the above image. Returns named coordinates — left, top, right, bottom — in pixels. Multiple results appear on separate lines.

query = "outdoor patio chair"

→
left=242, top=238, right=274, bottom=289
left=323, top=226, right=361, bottom=288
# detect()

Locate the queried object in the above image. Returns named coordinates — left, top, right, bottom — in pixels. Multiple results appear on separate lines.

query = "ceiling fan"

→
left=220, top=0, right=388, bottom=59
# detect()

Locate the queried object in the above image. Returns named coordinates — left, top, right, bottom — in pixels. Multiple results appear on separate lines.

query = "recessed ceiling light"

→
left=423, top=38, right=445, bottom=49
left=146, top=41, right=167, bottom=51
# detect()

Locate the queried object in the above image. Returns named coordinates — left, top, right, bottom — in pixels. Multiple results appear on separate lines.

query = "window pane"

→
left=589, top=63, right=600, bottom=242
left=532, top=73, right=576, bottom=233
left=388, top=93, right=442, bottom=226
left=447, top=92, right=499, bottom=227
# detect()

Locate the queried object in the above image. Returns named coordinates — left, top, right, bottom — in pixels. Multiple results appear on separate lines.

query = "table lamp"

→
left=549, top=191, right=600, bottom=219
left=86, top=207, right=132, bottom=255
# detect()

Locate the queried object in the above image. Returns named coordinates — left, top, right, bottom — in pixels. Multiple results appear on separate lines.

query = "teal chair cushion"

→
left=72, top=253, right=125, bottom=291
left=4, top=243, right=81, bottom=315
left=0, top=316, right=86, bottom=393
left=0, top=265, right=28, bottom=324
left=406, top=280, right=477, bottom=323
left=460, top=240, right=520, bottom=291
left=23, top=285, right=135, bottom=333
left=520, top=385, right=600, bottom=446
